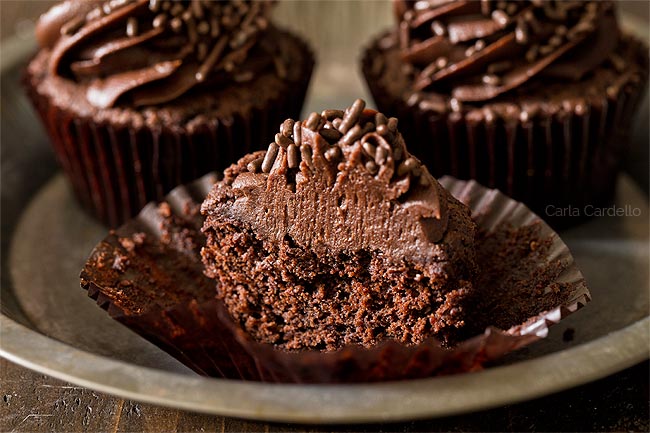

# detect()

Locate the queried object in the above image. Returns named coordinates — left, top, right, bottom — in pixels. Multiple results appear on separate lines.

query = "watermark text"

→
left=545, top=204, right=642, bottom=218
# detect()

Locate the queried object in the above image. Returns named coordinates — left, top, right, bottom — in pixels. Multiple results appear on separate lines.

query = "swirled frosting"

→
left=36, top=0, right=275, bottom=108
left=203, top=99, right=454, bottom=274
left=395, top=0, right=620, bottom=104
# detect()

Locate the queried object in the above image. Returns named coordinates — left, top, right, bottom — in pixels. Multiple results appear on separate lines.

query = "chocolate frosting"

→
left=36, top=0, right=274, bottom=108
left=201, top=99, right=451, bottom=268
left=395, top=0, right=620, bottom=102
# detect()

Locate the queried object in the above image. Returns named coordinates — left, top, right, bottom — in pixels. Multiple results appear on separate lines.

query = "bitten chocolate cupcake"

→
left=362, top=0, right=648, bottom=227
left=81, top=100, right=591, bottom=382
left=25, top=0, right=314, bottom=226
left=200, top=99, right=478, bottom=349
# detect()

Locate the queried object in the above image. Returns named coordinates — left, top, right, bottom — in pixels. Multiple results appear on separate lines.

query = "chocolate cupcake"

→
left=201, top=99, right=479, bottom=349
left=81, top=100, right=590, bottom=382
left=25, top=0, right=314, bottom=226
left=362, top=0, right=648, bottom=227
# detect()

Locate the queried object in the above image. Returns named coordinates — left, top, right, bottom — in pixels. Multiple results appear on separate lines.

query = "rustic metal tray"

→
left=1, top=8, right=649, bottom=423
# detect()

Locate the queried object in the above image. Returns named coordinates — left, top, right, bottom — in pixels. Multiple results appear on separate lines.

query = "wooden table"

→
left=1, top=358, right=647, bottom=432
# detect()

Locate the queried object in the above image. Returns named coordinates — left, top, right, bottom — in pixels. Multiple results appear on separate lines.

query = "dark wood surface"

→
left=1, top=358, right=648, bottom=432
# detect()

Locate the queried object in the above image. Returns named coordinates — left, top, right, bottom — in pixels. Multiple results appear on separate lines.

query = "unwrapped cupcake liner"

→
left=80, top=172, right=590, bottom=383
left=361, top=34, right=649, bottom=229
left=24, top=36, right=314, bottom=228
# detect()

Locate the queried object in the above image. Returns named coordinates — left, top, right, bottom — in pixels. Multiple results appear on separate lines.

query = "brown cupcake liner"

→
left=81, top=172, right=261, bottom=380
left=80, top=172, right=590, bottom=383
left=361, top=34, right=649, bottom=229
left=24, top=37, right=314, bottom=228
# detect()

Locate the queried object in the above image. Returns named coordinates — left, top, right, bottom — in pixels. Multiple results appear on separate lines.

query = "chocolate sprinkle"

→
left=491, top=10, right=509, bottom=27
left=365, top=160, right=379, bottom=174
left=339, top=124, right=363, bottom=147
left=170, top=17, right=183, bottom=32
left=273, top=57, right=288, bottom=79
left=196, top=36, right=228, bottom=82
left=324, top=146, right=341, bottom=162
left=397, top=157, right=418, bottom=176
left=387, top=117, right=398, bottom=132
left=338, top=99, right=366, bottom=134
left=61, top=15, right=85, bottom=35
left=262, top=142, right=279, bottom=173
left=126, top=17, right=138, bottom=36
left=549, top=34, right=563, bottom=47
left=305, top=112, right=322, bottom=131
left=487, top=60, right=513, bottom=74
left=281, top=119, right=295, bottom=137
left=362, top=141, right=377, bottom=159
left=431, top=20, right=446, bottom=36
left=322, top=109, right=345, bottom=120
left=375, top=146, right=388, bottom=166
left=449, top=98, right=462, bottom=112
left=515, top=20, right=528, bottom=44
left=275, top=133, right=293, bottom=147
left=609, top=54, right=626, bottom=72
left=320, top=128, right=343, bottom=143
left=300, top=144, right=313, bottom=167
left=293, top=120, right=303, bottom=146
left=539, top=44, right=554, bottom=55
left=152, top=13, right=167, bottom=28
left=525, top=44, right=539, bottom=62
left=287, top=144, right=300, bottom=169
left=482, top=74, right=500, bottom=86
left=247, top=157, right=263, bottom=173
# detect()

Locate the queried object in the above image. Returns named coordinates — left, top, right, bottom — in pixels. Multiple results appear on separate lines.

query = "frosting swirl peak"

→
left=395, top=0, right=619, bottom=103
left=37, top=0, right=275, bottom=108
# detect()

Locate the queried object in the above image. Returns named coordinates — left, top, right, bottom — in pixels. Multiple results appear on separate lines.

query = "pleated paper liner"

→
left=24, top=30, right=314, bottom=228
left=361, top=33, right=649, bottom=229
left=80, top=173, right=590, bottom=383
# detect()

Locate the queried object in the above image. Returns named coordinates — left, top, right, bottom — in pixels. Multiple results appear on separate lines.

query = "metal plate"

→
left=1, top=7, right=649, bottom=423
